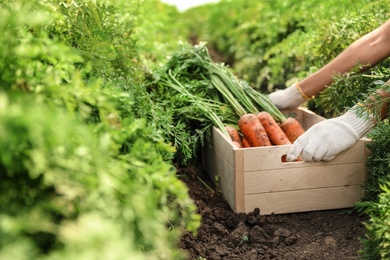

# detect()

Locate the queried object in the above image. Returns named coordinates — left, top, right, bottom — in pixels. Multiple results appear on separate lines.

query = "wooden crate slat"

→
left=234, top=149, right=245, bottom=212
left=244, top=163, right=366, bottom=194
left=214, top=150, right=235, bottom=192
left=218, top=170, right=236, bottom=211
left=300, top=107, right=326, bottom=128
left=242, top=140, right=366, bottom=171
left=212, top=127, right=235, bottom=164
left=244, top=185, right=364, bottom=215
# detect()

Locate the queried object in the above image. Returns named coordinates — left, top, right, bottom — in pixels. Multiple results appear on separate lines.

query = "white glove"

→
left=268, top=83, right=310, bottom=110
left=287, top=107, right=375, bottom=162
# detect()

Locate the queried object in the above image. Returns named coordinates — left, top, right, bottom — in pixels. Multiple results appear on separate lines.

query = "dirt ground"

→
left=178, top=165, right=367, bottom=260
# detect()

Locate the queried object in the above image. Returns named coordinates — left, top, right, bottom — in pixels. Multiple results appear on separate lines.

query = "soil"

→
left=178, top=165, right=367, bottom=260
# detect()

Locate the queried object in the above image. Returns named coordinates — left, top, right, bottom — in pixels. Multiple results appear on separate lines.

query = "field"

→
left=1, top=0, right=389, bottom=259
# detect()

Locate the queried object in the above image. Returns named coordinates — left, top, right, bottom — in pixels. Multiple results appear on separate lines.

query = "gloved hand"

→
left=268, top=83, right=311, bottom=110
left=287, top=107, right=375, bottom=162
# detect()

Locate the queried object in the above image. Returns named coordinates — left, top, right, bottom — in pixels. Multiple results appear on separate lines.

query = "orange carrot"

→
left=238, top=113, right=271, bottom=147
left=279, top=117, right=305, bottom=143
left=257, top=111, right=291, bottom=145
left=241, top=137, right=251, bottom=148
left=225, top=125, right=243, bottom=147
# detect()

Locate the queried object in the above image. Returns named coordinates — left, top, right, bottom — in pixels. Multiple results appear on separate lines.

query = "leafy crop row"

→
left=183, top=0, right=389, bottom=102
left=0, top=0, right=199, bottom=259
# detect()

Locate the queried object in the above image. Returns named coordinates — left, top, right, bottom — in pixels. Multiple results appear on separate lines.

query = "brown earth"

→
left=178, top=165, right=367, bottom=260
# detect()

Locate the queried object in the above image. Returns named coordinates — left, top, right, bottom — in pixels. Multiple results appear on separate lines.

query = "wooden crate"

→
left=203, top=107, right=370, bottom=215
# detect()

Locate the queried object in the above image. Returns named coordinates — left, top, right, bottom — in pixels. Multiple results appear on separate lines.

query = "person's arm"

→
left=269, top=19, right=390, bottom=109
left=300, top=19, right=390, bottom=97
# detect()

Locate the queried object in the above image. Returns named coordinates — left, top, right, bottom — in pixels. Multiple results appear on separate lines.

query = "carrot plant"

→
left=358, top=184, right=390, bottom=260
left=150, top=42, right=285, bottom=164
left=0, top=1, right=200, bottom=259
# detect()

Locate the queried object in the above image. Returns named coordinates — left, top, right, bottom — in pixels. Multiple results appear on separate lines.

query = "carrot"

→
left=241, top=137, right=251, bottom=148
left=279, top=117, right=305, bottom=143
left=225, top=125, right=243, bottom=147
left=238, top=113, right=271, bottom=147
left=257, top=111, right=291, bottom=145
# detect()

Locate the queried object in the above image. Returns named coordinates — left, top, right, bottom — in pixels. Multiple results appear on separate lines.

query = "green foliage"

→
left=316, top=66, right=390, bottom=117
left=238, top=235, right=249, bottom=246
left=0, top=91, right=199, bottom=259
left=135, top=0, right=189, bottom=70
left=149, top=43, right=237, bottom=165
left=182, top=0, right=389, bottom=94
left=0, top=0, right=200, bottom=259
left=310, top=2, right=390, bottom=116
left=358, top=185, right=390, bottom=260
left=353, top=90, right=390, bottom=259
left=359, top=119, right=390, bottom=202
left=0, top=0, right=82, bottom=91
left=252, top=0, right=387, bottom=92
left=43, top=0, right=140, bottom=80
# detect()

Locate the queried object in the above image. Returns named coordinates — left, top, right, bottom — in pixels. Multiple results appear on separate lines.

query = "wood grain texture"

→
left=234, top=149, right=245, bottom=212
left=244, top=163, right=366, bottom=194
left=204, top=107, right=369, bottom=214
left=245, top=185, right=364, bottom=215
left=243, top=140, right=366, bottom=171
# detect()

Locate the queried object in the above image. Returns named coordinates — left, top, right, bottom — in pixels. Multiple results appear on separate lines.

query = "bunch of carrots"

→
left=225, top=111, right=305, bottom=148
left=160, top=43, right=306, bottom=156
